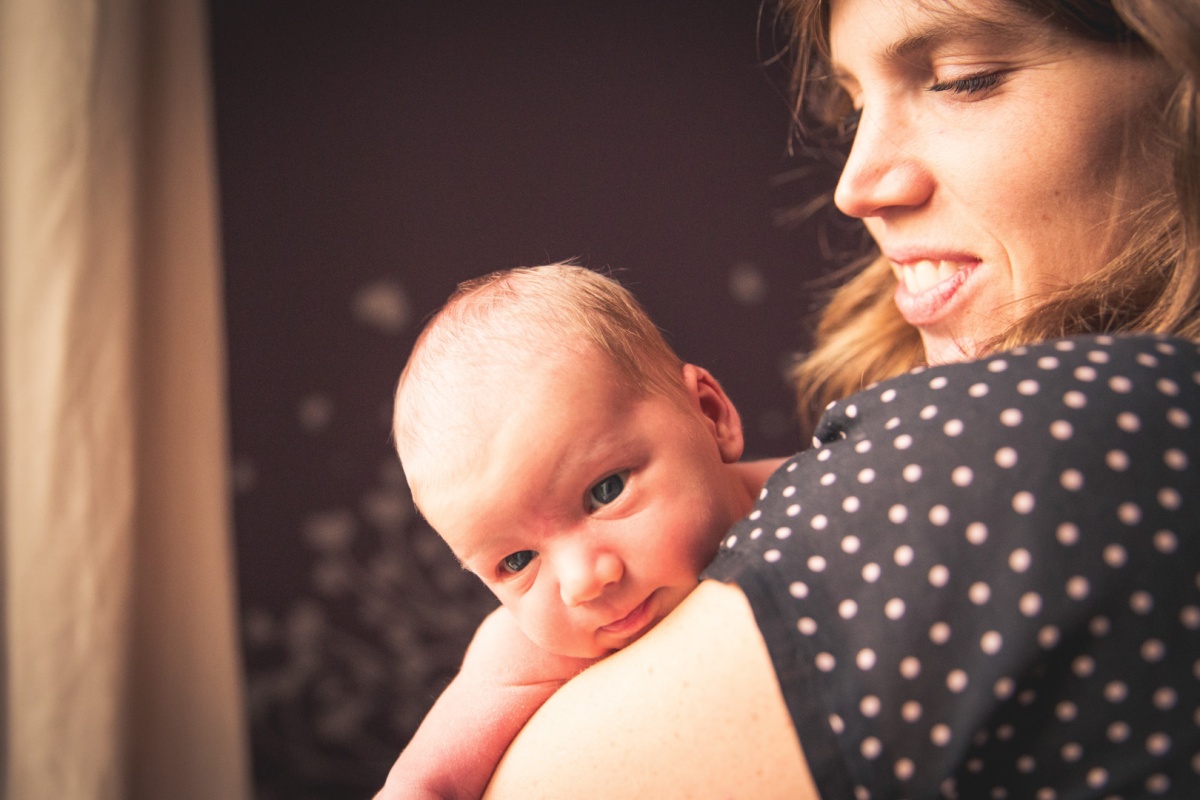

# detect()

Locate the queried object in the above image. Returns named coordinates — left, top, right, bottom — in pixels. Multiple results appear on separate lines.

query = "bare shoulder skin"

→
left=483, top=580, right=818, bottom=799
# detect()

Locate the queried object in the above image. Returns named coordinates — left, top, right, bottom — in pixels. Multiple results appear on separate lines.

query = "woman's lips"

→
left=599, top=593, right=655, bottom=638
left=891, top=258, right=981, bottom=326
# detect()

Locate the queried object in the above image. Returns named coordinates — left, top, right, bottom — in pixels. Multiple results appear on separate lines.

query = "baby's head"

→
left=394, top=263, right=750, bottom=657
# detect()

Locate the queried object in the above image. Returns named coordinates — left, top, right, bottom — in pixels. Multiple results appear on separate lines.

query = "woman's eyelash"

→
left=928, top=72, right=1003, bottom=95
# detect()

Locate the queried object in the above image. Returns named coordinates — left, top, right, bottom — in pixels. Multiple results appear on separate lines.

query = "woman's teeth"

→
left=899, top=260, right=964, bottom=294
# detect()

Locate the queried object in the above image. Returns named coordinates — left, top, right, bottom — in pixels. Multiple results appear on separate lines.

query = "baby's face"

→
left=415, top=350, right=745, bottom=658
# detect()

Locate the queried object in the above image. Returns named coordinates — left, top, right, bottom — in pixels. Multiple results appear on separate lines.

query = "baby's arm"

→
left=374, top=606, right=596, bottom=800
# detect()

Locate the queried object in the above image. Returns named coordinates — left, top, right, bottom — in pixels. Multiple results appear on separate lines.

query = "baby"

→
left=377, top=263, right=783, bottom=799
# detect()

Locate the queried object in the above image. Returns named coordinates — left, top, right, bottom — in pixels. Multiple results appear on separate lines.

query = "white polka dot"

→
left=1066, top=576, right=1090, bottom=600
left=750, top=527, right=764, bottom=539
left=820, top=472, right=836, bottom=486
left=839, top=599, right=858, bottom=619
left=782, top=485, right=797, bottom=498
left=1159, top=487, right=1182, bottom=510
left=789, top=581, right=809, bottom=598
left=885, top=416, right=901, bottom=430
left=842, top=496, right=861, bottom=513
left=1131, top=591, right=1154, bottom=614
left=1013, top=491, right=1035, bottom=514
left=797, top=617, right=817, bottom=635
left=1056, top=701, right=1077, bottom=722
left=861, top=737, right=882, bottom=759
left=981, top=631, right=1003, bottom=654
left=969, top=582, right=991, bottom=604
left=816, top=652, right=836, bottom=671
left=930, top=376, right=949, bottom=390
left=1055, top=340, right=1077, bottom=352
left=1063, top=390, right=1087, bottom=409
left=1073, top=655, right=1095, bottom=677
left=1146, top=773, right=1170, bottom=794
left=862, top=562, right=881, bottom=582
left=920, top=404, right=939, bottom=420
left=1142, top=639, right=1166, bottom=662
left=1056, top=468, right=1086, bottom=492
left=889, top=504, right=909, bottom=524
left=1107, top=449, right=1130, bottom=471
left=858, top=468, right=876, bottom=483
left=901, top=700, right=922, bottom=721
left=930, top=622, right=951, bottom=644
left=965, top=522, right=988, bottom=544
left=881, top=388, right=897, bottom=402
left=994, top=676, right=1015, bottom=700
left=947, top=669, right=968, bottom=692
left=1109, top=375, right=1133, bottom=393
left=857, top=650, right=878, bottom=671
left=1138, top=352, right=1160, bottom=367
left=1018, top=379, right=1040, bottom=395
left=1154, top=687, right=1177, bottom=710
left=988, top=359, right=1008, bottom=372
left=1117, top=411, right=1141, bottom=432
left=1061, top=743, right=1083, bottom=762
left=885, top=598, right=906, bottom=620
left=895, top=758, right=915, bottom=782
left=1090, top=615, right=1111, bottom=636
left=1038, top=625, right=1061, bottom=648
left=929, top=505, right=951, bottom=525
left=808, top=555, right=827, bottom=572
left=1086, top=767, right=1108, bottom=789
left=1108, top=721, right=1130, bottom=742
left=845, top=404, right=858, bottom=418
left=894, top=434, right=913, bottom=450
left=1154, top=340, right=1175, bottom=354
left=952, top=466, right=974, bottom=487
left=749, top=509, right=763, bottom=521
left=775, top=526, right=793, bottom=539
left=829, top=714, right=844, bottom=734
left=900, top=656, right=921, bottom=679
left=1118, top=502, right=1142, bottom=525
left=903, top=464, right=922, bottom=482
left=817, top=449, right=832, bottom=462
left=1168, top=407, right=1191, bottom=428
left=944, top=419, right=964, bottom=436
left=854, top=439, right=872, bottom=454
left=1180, top=605, right=1200, bottom=629
left=1075, top=365, right=1098, bottom=382
left=786, top=503, right=802, bottom=516
left=1000, top=408, right=1023, bottom=426
left=1165, top=449, right=1189, bottom=470
left=764, top=549, right=781, bottom=563
left=1156, top=530, right=1179, bottom=553
left=1050, top=420, right=1073, bottom=440
left=1105, top=681, right=1128, bottom=703
left=1017, top=754, right=1035, bottom=773
left=895, top=545, right=914, bottom=566
left=996, top=447, right=1019, bottom=468
left=841, top=535, right=860, bottom=553
left=1038, top=356, right=1059, bottom=370
left=1009, top=548, right=1032, bottom=573
left=1103, top=544, right=1127, bottom=568
left=969, top=382, right=989, bottom=397
left=929, top=565, right=950, bottom=587
left=1057, top=523, right=1080, bottom=545
left=811, top=514, right=829, bottom=530
left=1088, top=347, right=1112, bottom=363
left=1020, top=592, right=1042, bottom=616
left=930, top=724, right=951, bottom=746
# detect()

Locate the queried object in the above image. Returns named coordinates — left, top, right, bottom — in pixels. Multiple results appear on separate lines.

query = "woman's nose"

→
left=833, top=108, right=933, bottom=220
left=558, top=548, right=623, bottom=607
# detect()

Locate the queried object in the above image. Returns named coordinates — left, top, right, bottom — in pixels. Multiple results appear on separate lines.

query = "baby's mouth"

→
left=599, top=594, right=654, bottom=636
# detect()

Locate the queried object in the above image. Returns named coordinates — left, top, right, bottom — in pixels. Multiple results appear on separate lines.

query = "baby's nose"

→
left=559, top=550, right=623, bottom=607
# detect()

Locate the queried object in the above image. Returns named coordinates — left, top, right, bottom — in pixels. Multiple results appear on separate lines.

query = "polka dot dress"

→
left=704, top=334, right=1200, bottom=799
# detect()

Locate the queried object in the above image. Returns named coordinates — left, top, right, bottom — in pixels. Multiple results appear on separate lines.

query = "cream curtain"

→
left=0, top=0, right=251, bottom=798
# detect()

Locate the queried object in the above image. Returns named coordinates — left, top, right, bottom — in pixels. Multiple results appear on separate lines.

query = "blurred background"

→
left=210, top=1, right=846, bottom=797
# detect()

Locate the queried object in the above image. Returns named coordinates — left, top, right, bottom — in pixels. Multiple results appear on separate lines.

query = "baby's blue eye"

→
left=501, top=550, right=536, bottom=575
left=588, top=471, right=628, bottom=509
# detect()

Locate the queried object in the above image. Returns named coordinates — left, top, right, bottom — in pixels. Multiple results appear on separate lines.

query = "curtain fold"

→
left=0, top=0, right=252, bottom=797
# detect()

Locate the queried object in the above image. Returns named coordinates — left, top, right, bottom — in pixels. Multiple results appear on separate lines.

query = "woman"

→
left=478, top=0, right=1200, bottom=797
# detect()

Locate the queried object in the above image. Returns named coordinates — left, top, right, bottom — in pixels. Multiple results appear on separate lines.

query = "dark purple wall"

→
left=209, top=2, right=841, bottom=797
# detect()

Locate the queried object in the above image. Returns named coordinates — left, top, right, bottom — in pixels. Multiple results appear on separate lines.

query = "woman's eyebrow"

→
left=880, top=18, right=1028, bottom=65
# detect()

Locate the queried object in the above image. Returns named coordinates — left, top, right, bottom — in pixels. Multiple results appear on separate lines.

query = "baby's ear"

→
left=682, top=364, right=745, bottom=464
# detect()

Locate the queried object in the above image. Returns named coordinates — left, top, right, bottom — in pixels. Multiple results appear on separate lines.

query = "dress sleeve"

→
left=704, top=334, right=1200, bottom=799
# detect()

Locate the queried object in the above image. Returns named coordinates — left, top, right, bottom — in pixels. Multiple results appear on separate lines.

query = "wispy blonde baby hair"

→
left=394, top=263, right=686, bottom=493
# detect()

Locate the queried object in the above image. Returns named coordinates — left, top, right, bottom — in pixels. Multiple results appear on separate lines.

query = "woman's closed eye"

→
left=500, top=550, right=537, bottom=575
left=928, top=70, right=1004, bottom=96
left=587, top=470, right=630, bottom=511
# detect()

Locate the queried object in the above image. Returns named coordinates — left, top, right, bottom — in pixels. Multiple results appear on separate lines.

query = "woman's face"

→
left=827, top=0, right=1172, bottom=364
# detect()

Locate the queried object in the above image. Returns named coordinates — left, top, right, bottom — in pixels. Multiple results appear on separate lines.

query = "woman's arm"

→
left=483, top=580, right=819, bottom=799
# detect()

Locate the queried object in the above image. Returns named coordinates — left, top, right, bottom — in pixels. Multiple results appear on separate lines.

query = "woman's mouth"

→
left=891, top=258, right=981, bottom=326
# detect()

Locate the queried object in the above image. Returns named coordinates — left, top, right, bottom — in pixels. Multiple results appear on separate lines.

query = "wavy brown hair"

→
left=776, top=0, right=1200, bottom=439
